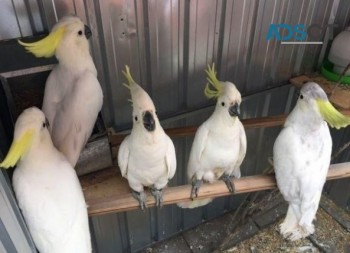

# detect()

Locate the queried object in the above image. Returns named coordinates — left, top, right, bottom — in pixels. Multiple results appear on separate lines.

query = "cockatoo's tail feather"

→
left=204, top=63, right=223, bottom=99
left=18, top=27, right=65, bottom=58
left=122, top=65, right=136, bottom=89
left=0, top=130, right=34, bottom=168
left=316, top=99, right=350, bottom=129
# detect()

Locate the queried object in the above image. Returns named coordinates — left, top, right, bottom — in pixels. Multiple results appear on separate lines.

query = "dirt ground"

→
left=143, top=196, right=350, bottom=253
left=225, top=209, right=350, bottom=253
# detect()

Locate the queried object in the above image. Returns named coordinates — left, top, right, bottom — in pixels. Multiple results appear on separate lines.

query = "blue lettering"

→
left=266, top=24, right=281, bottom=41
left=278, top=24, right=293, bottom=41
left=294, top=24, right=307, bottom=41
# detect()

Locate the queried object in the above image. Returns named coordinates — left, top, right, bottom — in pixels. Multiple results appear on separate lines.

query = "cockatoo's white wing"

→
left=235, top=122, right=247, bottom=169
left=50, top=72, right=103, bottom=166
left=187, top=124, right=210, bottom=179
left=118, top=135, right=130, bottom=177
left=273, top=126, right=302, bottom=202
left=12, top=155, right=90, bottom=253
left=165, top=136, right=176, bottom=179
left=42, top=69, right=62, bottom=129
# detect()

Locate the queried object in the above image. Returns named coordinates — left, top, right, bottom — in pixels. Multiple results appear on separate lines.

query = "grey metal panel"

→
left=0, top=0, right=22, bottom=40
left=0, top=170, right=36, bottom=252
left=0, top=219, right=17, bottom=253
left=334, top=0, right=350, bottom=33
left=185, top=0, right=224, bottom=108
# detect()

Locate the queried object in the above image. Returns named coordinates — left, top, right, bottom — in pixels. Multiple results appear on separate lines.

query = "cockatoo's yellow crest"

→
left=122, top=65, right=136, bottom=104
left=316, top=99, right=350, bottom=129
left=204, top=63, right=223, bottom=99
left=18, top=27, right=65, bottom=58
left=122, top=65, right=136, bottom=89
left=0, top=130, right=34, bottom=169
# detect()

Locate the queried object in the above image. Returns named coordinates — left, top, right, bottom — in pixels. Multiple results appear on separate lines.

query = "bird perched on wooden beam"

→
left=273, top=82, right=350, bottom=240
left=178, top=63, right=247, bottom=208
left=118, top=66, right=177, bottom=210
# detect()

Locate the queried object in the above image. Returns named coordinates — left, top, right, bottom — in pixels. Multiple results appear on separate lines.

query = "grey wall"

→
left=3, top=0, right=349, bottom=129
left=0, top=168, right=36, bottom=253
left=1, top=0, right=350, bottom=252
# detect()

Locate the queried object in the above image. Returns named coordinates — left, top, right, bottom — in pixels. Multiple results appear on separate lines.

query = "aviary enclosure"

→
left=0, top=0, right=349, bottom=252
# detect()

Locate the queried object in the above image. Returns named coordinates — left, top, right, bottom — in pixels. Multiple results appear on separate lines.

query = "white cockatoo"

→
left=18, top=15, right=103, bottom=167
left=0, top=107, right=91, bottom=253
left=178, top=64, right=247, bottom=208
left=273, top=82, right=350, bottom=240
left=117, top=66, right=177, bottom=210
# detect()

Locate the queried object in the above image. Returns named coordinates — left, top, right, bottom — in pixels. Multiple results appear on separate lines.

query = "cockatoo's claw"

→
left=220, top=174, right=235, bottom=193
left=132, top=190, right=147, bottom=210
left=150, top=188, right=163, bottom=207
left=191, top=179, right=203, bottom=199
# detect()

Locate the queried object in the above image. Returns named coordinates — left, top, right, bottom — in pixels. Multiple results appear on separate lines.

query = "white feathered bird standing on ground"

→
left=178, top=63, right=247, bottom=209
left=18, top=15, right=103, bottom=167
left=273, top=82, right=350, bottom=241
left=0, top=107, right=91, bottom=253
left=117, top=66, right=177, bottom=210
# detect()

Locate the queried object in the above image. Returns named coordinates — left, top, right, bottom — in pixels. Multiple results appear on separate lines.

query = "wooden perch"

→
left=85, top=162, right=350, bottom=216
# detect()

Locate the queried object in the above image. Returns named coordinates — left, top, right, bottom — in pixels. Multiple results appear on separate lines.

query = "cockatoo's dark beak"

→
left=143, top=111, right=156, bottom=132
left=229, top=103, right=240, bottom=117
left=84, top=25, right=92, bottom=39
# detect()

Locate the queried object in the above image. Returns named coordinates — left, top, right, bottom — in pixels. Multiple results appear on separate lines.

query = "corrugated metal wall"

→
left=1, top=0, right=350, bottom=252
left=3, top=0, right=347, bottom=128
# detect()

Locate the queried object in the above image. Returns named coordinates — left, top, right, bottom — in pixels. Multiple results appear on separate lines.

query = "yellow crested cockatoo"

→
left=117, top=66, right=177, bottom=210
left=178, top=64, right=247, bottom=208
left=18, top=15, right=103, bottom=167
left=274, top=82, right=350, bottom=240
left=0, top=107, right=91, bottom=253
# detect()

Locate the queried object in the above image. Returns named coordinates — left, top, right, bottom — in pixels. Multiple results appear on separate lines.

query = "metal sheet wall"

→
left=1, top=0, right=350, bottom=252
left=3, top=0, right=346, bottom=128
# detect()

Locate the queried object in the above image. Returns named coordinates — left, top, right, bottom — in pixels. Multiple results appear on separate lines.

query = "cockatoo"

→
left=178, top=64, right=247, bottom=208
left=273, top=82, right=350, bottom=241
left=18, top=15, right=103, bottom=167
left=117, top=66, right=177, bottom=210
left=0, top=107, right=91, bottom=253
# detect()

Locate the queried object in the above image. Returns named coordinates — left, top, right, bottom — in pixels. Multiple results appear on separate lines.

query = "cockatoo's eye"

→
left=42, top=118, right=50, bottom=129
left=78, top=30, right=83, bottom=36
left=134, top=116, right=138, bottom=122
left=300, top=94, right=304, bottom=99
left=221, top=102, right=225, bottom=107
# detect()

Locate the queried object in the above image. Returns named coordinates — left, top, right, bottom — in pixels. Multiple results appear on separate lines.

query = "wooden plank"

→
left=84, top=162, right=350, bottom=216
left=109, top=114, right=287, bottom=146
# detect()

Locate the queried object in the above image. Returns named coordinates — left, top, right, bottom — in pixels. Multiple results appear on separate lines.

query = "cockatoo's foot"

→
left=220, top=174, right=234, bottom=193
left=300, top=223, right=314, bottom=236
left=287, top=227, right=304, bottom=241
left=132, top=190, right=147, bottom=210
left=191, top=179, right=203, bottom=199
left=279, top=221, right=297, bottom=236
left=150, top=187, right=163, bottom=207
